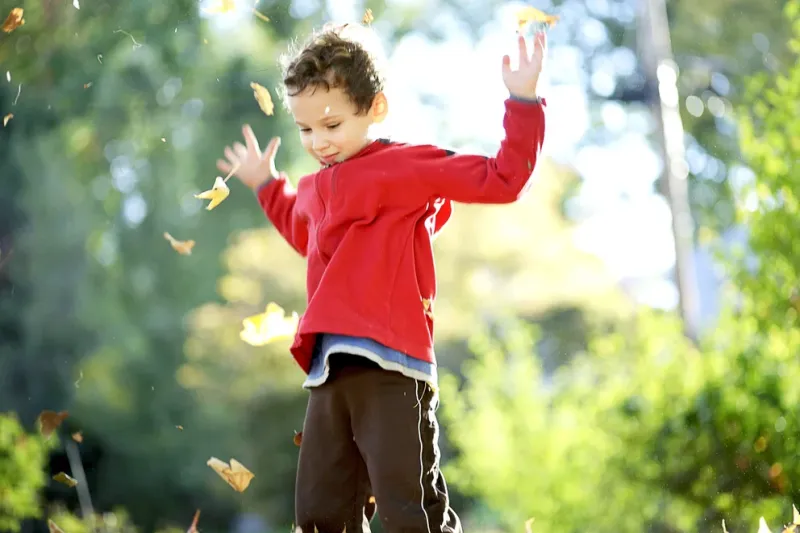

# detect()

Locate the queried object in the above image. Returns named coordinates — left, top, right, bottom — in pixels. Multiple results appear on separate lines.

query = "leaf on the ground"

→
left=2, top=8, right=24, bottom=33
left=194, top=177, right=230, bottom=211
left=203, top=0, right=236, bottom=14
left=240, top=302, right=299, bottom=346
left=250, top=82, right=274, bottom=116
left=53, top=472, right=78, bottom=488
left=71, top=431, right=83, bottom=443
left=207, top=457, right=255, bottom=493
left=293, top=430, right=302, bottom=447
left=164, top=232, right=196, bottom=255
left=362, top=8, right=374, bottom=25
left=38, top=410, right=69, bottom=438
left=3, top=114, right=12, bottom=126
left=187, top=509, right=201, bottom=533
left=515, top=6, right=558, bottom=32
left=48, top=519, right=66, bottom=533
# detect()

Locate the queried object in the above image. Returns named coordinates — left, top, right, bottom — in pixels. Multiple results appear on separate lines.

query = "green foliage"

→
left=0, top=413, right=55, bottom=532
left=47, top=505, right=184, bottom=533
left=441, top=2, right=800, bottom=532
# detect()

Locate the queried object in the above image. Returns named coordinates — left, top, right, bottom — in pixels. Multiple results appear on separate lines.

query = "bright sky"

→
left=203, top=0, right=686, bottom=312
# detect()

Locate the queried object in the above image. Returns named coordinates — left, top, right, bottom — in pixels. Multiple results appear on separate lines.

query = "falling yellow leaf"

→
left=524, top=518, right=535, bottom=533
left=3, top=114, right=12, bottom=126
left=38, top=410, right=69, bottom=438
left=164, top=232, right=196, bottom=255
left=194, top=177, right=230, bottom=211
left=250, top=82, right=274, bottom=116
left=368, top=495, right=376, bottom=504
left=515, top=6, right=559, bottom=32
left=48, top=520, right=66, bottom=533
left=252, top=9, right=269, bottom=22
left=71, top=431, right=83, bottom=443
left=53, top=472, right=78, bottom=488
left=240, top=302, right=299, bottom=346
left=362, top=8, right=374, bottom=25
left=207, top=457, right=255, bottom=493
left=202, top=0, right=236, bottom=14
left=176, top=425, right=184, bottom=430
left=2, top=8, right=24, bottom=33
left=83, top=82, right=92, bottom=89
left=293, top=430, right=302, bottom=447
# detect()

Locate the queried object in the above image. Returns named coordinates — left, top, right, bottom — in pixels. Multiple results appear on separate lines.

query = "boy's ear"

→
left=371, top=92, right=389, bottom=123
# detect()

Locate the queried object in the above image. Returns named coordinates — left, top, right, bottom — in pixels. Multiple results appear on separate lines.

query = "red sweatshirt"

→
left=256, top=97, right=546, bottom=373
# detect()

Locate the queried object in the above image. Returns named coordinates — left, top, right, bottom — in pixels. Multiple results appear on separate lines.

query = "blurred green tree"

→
left=0, top=413, right=55, bottom=532
left=440, top=2, right=800, bottom=532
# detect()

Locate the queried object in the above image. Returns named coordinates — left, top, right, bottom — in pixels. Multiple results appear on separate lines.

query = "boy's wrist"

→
left=251, top=176, right=274, bottom=193
left=509, top=92, right=543, bottom=103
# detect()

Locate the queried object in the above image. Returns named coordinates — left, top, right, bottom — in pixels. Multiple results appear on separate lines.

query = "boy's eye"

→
left=299, top=127, right=311, bottom=133
left=327, top=123, right=341, bottom=130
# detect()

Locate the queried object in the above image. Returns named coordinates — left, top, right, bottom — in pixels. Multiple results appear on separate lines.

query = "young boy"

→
left=216, top=22, right=546, bottom=533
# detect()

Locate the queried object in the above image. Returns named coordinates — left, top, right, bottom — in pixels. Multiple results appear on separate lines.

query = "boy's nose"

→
left=312, top=135, right=329, bottom=150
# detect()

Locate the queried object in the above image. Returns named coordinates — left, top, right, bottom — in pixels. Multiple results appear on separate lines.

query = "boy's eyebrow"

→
left=295, top=114, right=344, bottom=127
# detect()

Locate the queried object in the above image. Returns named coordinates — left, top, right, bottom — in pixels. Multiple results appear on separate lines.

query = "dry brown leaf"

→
left=250, top=82, right=274, bottom=116
left=515, top=6, right=559, bottom=32
left=48, top=519, right=66, bottom=533
left=2, top=8, right=24, bottom=33
left=53, top=472, right=78, bottom=488
left=362, top=8, right=374, bottom=25
left=207, top=457, right=255, bottom=493
left=3, top=114, right=12, bottom=126
left=293, top=430, right=302, bottom=447
left=164, top=232, right=196, bottom=255
left=187, top=509, right=201, bottom=533
left=71, top=431, right=83, bottom=443
left=38, top=410, right=69, bottom=438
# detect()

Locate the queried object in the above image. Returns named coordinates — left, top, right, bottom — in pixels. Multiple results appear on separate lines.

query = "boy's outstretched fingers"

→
left=243, top=124, right=261, bottom=155
left=532, top=31, right=546, bottom=63
left=216, top=158, right=233, bottom=174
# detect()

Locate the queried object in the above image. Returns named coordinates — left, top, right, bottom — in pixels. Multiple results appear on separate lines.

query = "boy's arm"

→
left=255, top=174, right=309, bottom=257
left=406, top=97, right=546, bottom=204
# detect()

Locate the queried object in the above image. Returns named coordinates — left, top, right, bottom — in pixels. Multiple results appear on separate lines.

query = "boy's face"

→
left=288, top=85, right=386, bottom=165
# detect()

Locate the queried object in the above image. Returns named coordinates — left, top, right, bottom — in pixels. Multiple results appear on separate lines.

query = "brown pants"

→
left=295, top=354, right=462, bottom=533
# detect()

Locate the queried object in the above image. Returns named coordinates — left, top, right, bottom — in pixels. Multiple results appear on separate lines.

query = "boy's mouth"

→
left=319, top=154, right=338, bottom=164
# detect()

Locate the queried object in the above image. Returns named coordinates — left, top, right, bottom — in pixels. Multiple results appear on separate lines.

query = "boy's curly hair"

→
left=279, top=23, right=387, bottom=115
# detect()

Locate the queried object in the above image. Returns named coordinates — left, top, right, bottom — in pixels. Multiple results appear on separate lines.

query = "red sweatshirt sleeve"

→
left=255, top=176, right=309, bottom=257
left=407, top=98, right=546, bottom=204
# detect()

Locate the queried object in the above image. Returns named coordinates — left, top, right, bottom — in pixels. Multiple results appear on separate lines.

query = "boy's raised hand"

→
left=217, top=125, right=281, bottom=191
left=502, top=31, right=547, bottom=101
